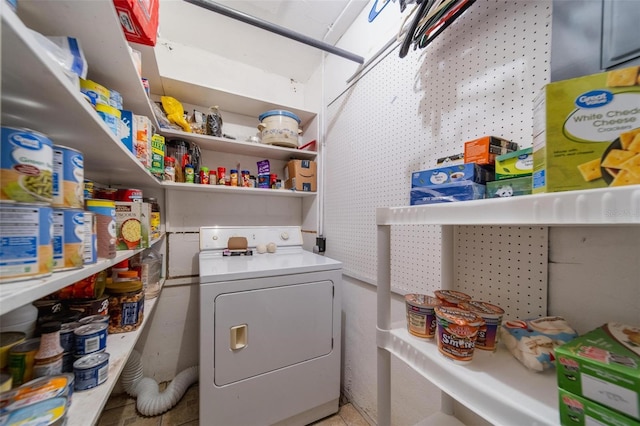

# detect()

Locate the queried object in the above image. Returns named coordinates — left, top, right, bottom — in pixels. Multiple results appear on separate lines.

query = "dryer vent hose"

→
left=120, top=349, right=199, bottom=417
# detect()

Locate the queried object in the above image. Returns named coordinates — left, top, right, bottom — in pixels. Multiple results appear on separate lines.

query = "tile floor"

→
left=97, top=384, right=371, bottom=426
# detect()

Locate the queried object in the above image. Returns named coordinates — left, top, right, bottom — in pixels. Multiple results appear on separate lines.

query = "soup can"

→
left=8, top=338, right=40, bottom=386
left=405, top=294, right=441, bottom=338
left=1, top=331, right=26, bottom=370
left=74, top=323, right=108, bottom=356
left=73, top=352, right=109, bottom=391
left=1, top=127, right=53, bottom=203
left=1, top=396, right=67, bottom=426
left=0, top=203, right=53, bottom=283
left=85, top=199, right=116, bottom=259
left=52, top=208, right=84, bottom=271
left=52, top=145, right=84, bottom=208
left=59, top=322, right=80, bottom=354
left=83, top=211, right=97, bottom=264
left=0, top=373, right=11, bottom=392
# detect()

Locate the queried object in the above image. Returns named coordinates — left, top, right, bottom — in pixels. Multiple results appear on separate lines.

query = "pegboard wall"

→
left=324, top=0, right=551, bottom=312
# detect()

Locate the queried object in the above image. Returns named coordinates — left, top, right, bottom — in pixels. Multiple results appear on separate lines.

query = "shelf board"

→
left=1, top=7, right=160, bottom=188
left=383, top=326, right=558, bottom=426
left=160, top=129, right=318, bottom=161
left=377, top=186, right=640, bottom=226
left=16, top=0, right=159, bottom=127
left=65, top=283, right=164, bottom=426
left=161, top=181, right=316, bottom=197
left=0, top=236, right=164, bottom=315
left=159, top=76, right=317, bottom=128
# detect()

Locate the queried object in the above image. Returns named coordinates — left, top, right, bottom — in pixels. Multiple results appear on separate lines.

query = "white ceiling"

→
left=157, top=0, right=368, bottom=82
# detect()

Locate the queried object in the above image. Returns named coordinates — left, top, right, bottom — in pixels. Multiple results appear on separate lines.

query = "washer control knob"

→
left=281, top=232, right=289, bottom=241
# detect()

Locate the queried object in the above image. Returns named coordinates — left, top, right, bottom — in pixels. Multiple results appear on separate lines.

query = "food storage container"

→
left=257, top=110, right=301, bottom=148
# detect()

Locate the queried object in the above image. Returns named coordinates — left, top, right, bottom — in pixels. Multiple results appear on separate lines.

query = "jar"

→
left=33, top=322, right=63, bottom=378
left=230, top=169, right=238, bottom=187
left=185, top=164, right=195, bottom=183
left=208, top=170, right=217, bottom=185
left=200, top=167, right=210, bottom=185
left=106, top=280, right=144, bottom=334
left=164, top=157, right=176, bottom=182
left=270, top=174, right=278, bottom=189
left=217, top=167, right=226, bottom=185
left=241, top=170, right=251, bottom=187
left=143, top=197, right=160, bottom=240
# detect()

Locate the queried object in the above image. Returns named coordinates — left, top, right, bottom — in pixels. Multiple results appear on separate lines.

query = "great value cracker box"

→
left=533, top=66, right=640, bottom=193
left=555, top=322, right=640, bottom=421
left=558, top=388, right=639, bottom=426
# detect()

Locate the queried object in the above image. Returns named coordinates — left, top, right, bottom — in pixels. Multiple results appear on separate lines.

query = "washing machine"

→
left=198, top=226, right=342, bottom=426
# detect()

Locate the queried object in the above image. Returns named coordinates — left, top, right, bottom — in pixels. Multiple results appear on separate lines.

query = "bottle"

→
left=230, top=169, right=238, bottom=187
left=144, top=197, right=160, bottom=240
left=208, top=170, right=217, bottom=185
left=33, top=321, right=64, bottom=378
left=217, top=167, right=226, bottom=185
left=200, top=167, right=210, bottom=185
left=164, top=157, right=176, bottom=182
left=185, top=164, right=195, bottom=183
left=206, top=105, right=223, bottom=137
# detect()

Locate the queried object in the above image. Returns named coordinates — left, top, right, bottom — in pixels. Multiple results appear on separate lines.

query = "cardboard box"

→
left=495, top=147, right=533, bottom=180
left=486, top=176, right=532, bottom=198
left=555, top=322, right=640, bottom=421
left=436, top=153, right=464, bottom=166
left=118, top=109, right=134, bottom=153
left=134, top=115, right=152, bottom=169
left=558, top=388, right=640, bottom=426
left=284, top=160, right=316, bottom=192
left=150, top=134, right=165, bottom=179
left=410, top=181, right=485, bottom=205
left=411, top=163, right=494, bottom=187
left=115, top=201, right=150, bottom=250
left=533, top=65, right=640, bottom=194
left=464, top=136, right=519, bottom=165
left=113, top=0, right=159, bottom=46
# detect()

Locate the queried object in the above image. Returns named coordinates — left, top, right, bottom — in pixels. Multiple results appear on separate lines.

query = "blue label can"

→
left=73, top=352, right=109, bottom=391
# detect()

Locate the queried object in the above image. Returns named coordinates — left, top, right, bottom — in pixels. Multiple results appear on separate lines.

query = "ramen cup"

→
left=458, top=301, right=505, bottom=351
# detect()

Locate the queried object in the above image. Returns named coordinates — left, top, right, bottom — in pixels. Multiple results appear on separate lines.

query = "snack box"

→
left=486, top=176, right=532, bottom=198
left=411, top=163, right=494, bottom=187
left=133, top=115, right=152, bottom=169
left=495, top=147, right=533, bottom=180
left=118, top=109, right=134, bottom=153
left=115, top=201, right=150, bottom=250
left=533, top=65, right=640, bottom=194
left=284, top=159, right=316, bottom=192
left=555, top=322, right=640, bottom=421
left=410, top=181, right=485, bottom=205
left=436, top=153, right=464, bottom=166
left=150, top=134, right=165, bottom=180
left=113, top=0, right=159, bottom=46
left=464, top=136, right=519, bottom=165
left=558, top=388, right=640, bottom=426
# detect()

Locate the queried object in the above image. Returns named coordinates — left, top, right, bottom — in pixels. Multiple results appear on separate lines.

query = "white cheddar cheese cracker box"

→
left=533, top=66, right=640, bottom=193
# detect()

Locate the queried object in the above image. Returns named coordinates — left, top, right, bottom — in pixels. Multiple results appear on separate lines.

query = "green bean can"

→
left=1, top=127, right=53, bottom=203
left=52, top=145, right=84, bottom=208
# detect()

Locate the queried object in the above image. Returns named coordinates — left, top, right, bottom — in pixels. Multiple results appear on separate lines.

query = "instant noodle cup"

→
left=435, top=306, right=485, bottom=363
left=405, top=294, right=441, bottom=338
left=458, top=301, right=505, bottom=351
left=434, top=290, right=471, bottom=307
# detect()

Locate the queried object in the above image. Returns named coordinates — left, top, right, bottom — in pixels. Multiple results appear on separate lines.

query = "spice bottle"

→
left=208, top=170, right=217, bottom=185
left=164, top=157, right=176, bottom=182
left=200, top=167, right=210, bottom=185
left=185, top=164, right=195, bottom=183
left=230, top=169, right=238, bottom=187
left=33, top=322, right=64, bottom=378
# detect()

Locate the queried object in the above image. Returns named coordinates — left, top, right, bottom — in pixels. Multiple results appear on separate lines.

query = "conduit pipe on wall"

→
left=121, top=350, right=200, bottom=416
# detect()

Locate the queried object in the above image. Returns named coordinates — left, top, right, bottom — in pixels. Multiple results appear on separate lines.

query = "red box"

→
left=113, top=0, right=159, bottom=46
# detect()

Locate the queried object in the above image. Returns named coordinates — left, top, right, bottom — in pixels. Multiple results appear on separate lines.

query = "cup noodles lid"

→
left=405, top=294, right=441, bottom=308
left=459, top=300, right=505, bottom=318
left=435, top=306, right=484, bottom=327
left=434, top=290, right=471, bottom=305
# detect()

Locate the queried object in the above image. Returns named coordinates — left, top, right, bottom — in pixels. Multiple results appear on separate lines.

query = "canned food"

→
left=1, top=127, right=53, bottom=203
left=66, top=295, right=109, bottom=318
left=1, top=332, right=26, bottom=369
left=0, top=203, right=53, bottom=282
left=78, top=315, right=110, bottom=326
left=52, top=208, right=84, bottom=271
left=85, top=199, right=116, bottom=259
left=73, top=323, right=108, bottom=356
left=52, top=145, right=84, bottom=208
left=116, top=188, right=143, bottom=202
left=435, top=306, right=485, bottom=364
left=59, top=322, right=80, bottom=354
left=405, top=294, right=441, bottom=339
left=106, top=280, right=144, bottom=333
left=84, top=179, right=94, bottom=200
left=4, top=375, right=71, bottom=412
left=1, top=396, right=67, bottom=426
left=8, top=338, right=40, bottom=386
left=83, top=211, right=97, bottom=264
left=73, top=352, right=109, bottom=391
left=62, top=352, right=75, bottom=373
left=0, top=373, right=11, bottom=392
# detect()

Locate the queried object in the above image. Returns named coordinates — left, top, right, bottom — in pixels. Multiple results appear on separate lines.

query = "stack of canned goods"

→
left=0, top=126, right=97, bottom=284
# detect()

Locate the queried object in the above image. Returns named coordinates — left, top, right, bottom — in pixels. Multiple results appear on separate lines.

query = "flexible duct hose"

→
left=121, top=350, right=199, bottom=416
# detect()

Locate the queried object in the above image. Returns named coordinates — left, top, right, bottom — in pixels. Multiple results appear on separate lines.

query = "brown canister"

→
left=8, top=337, right=40, bottom=386
left=85, top=199, right=116, bottom=259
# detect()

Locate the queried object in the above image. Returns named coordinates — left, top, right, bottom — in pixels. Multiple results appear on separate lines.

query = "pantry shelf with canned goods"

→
left=0, top=235, right=165, bottom=316
left=64, top=283, right=164, bottom=426
left=159, top=129, right=318, bottom=161
left=1, top=7, right=160, bottom=188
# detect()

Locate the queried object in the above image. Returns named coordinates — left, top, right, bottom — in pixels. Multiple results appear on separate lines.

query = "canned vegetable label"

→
left=52, top=209, right=84, bottom=271
left=1, top=127, right=53, bottom=203
left=0, top=204, right=53, bottom=282
left=53, top=145, right=84, bottom=208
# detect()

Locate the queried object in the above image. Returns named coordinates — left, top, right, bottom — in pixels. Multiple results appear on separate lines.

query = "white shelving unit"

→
left=161, top=181, right=316, bottom=197
left=376, top=187, right=640, bottom=426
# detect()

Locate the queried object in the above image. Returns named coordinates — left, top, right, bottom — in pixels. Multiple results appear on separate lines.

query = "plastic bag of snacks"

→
left=500, top=316, right=578, bottom=372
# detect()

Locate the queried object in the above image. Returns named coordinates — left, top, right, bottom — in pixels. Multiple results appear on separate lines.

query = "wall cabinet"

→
left=1, top=1, right=317, bottom=423
left=375, top=186, right=640, bottom=426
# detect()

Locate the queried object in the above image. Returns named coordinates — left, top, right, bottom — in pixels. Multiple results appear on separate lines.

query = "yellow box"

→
left=533, top=66, right=640, bottom=193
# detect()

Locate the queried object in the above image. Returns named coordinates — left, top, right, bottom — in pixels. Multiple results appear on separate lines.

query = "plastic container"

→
left=257, top=110, right=301, bottom=148
left=458, top=300, right=505, bottom=351
left=434, top=306, right=484, bottom=364
left=106, top=280, right=144, bottom=333
left=405, top=294, right=441, bottom=339
left=33, top=322, right=64, bottom=378
left=131, top=247, right=162, bottom=298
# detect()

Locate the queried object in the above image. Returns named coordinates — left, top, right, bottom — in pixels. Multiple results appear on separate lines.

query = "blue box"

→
left=410, top=181, right=485, bottom=205
left=118, top=109, right=134, bottom=153
left=411, top=163, right=494, bottom=187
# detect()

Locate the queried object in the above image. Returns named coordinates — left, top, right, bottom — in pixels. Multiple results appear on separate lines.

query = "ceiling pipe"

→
left=183, top=0, right=365, bottom=64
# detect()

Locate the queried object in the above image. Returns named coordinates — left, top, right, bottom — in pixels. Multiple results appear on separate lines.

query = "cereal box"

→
left=115, top=201, right=150, bottom=250
left=133, top=115, right=152, bottom=168
left=555, top=322, right=640, bottom=421
left=533, top=66, right=640, bottom=193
